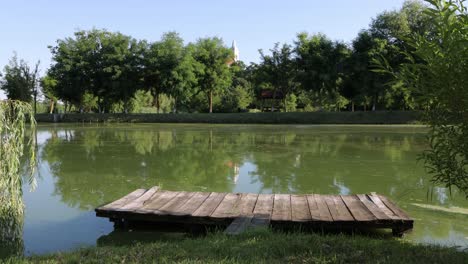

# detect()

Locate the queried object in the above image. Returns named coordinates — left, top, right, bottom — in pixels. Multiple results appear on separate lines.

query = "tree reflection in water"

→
left=39, top=125, right=434, bottom=207
left=35, top=124, right=468, bottom=247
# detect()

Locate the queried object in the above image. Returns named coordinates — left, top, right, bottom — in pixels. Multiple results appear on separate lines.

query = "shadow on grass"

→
left=96, top=221, right=397, bottom=248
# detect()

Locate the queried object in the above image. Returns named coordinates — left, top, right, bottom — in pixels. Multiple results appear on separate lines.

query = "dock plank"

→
left=141, top=191, right=179, bottom=212
left=377, top=194, right=411, bottom=220
left=119, top=187, right=160, bottom=211
left=356, top=194, right=392, bottom=220
left=253, top=194, right=274, bottom=218
left=367, top=193, right=400, bottom=220
left=224, top=216, right=253, bottom=235
left=192, top=192, right=226, bottom=217
left=211, top=193, right=242, bottom=218
left=96, top=187, right=413, bottom=236
left=272, top=194, right=292, bottom=221
left=307, top=194, right=332, bottom=221
left=340, top=195, right=376, bottom=221
left=174, top=192, right=211, bottom=216
left=158, top=191, right=196, bottom=214
left=231, top=193, right=258, bottom=216
left=99, top=189, right=146, bottom=211
left=324, top=195, right=354, bottom=221
left=291, top=195, right=311, bottom=222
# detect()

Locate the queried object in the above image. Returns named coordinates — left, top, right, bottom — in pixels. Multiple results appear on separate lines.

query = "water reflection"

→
left=19, top=124, right=468, bottom=255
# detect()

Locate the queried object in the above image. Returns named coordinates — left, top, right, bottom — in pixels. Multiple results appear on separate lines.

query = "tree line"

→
left=0, top=1, right=448, bottom=114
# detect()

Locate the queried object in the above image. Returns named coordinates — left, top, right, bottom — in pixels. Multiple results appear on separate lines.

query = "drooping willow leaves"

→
left=0, top=100, right=37, bottom=258
left=374, top=0, right=468, bottom=197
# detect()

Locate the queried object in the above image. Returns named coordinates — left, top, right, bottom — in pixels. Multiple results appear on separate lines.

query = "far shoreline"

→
left=34, top=111, right=423, bottom=125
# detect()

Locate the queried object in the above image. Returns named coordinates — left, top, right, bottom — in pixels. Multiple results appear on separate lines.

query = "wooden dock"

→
left=95, top=187, right=413, bottom=236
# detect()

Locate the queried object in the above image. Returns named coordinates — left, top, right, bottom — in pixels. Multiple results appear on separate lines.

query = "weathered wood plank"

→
left=291, top=195, right=312, bottom=222
left=224, top=216, right=254, bottom=235
left=356, top=194, right=392, bottom=220
left=307, top=194, right=332, bottom=221
left=191, top=192, right=226, bottom=217
left=172, top=192, right=211, bottom=216
left=324, top=195, right=354, bottom=221
left=340, top=195, right=376, bottom=221
left=376, top=194, right=411, bottom=220
left=211, top=193, right=242, bottom=218
left=98, top=189, right=146, bottom=211
left=96, top=186, right=413, bottom=236
left=367, top=193, right=400, bottom=220
left=158, top=191, right=196, bottom=214
left=250, top=215, right=270, bottom=228
left=253, top=194, right=274, bottom=218
left=231, top=193, right=258, bottom=216
left=140, top=191, right=179, bottom=211
left=225, top=214, right=271, bottom=235
left=272, top=194, right=292, bottom=221
left=119, top=187, right=160, bottom=211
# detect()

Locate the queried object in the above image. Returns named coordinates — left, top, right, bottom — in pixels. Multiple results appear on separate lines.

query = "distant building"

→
left=232, top=40, right=239, bottom=62
left=226, top=40, right=239, bottom=66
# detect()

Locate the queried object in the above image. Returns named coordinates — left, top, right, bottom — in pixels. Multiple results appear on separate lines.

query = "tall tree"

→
left=256, top=43, right=298, bottom=111
left=191, top=37, right=233, bottom=113
left=0, top=54, right=40, bottom=113
left=48, top=29, right=141, bottom=113
left=365, top=0, right=430, bottom=110
left=347, top=31, right=390, bottom=111
left=143, top=32, right=195, bottom=113
left=40, top=75, right=58, bottom=114
left=295, top=33, right=349, bottom=110
left=218, top=61, right=254, bottom=112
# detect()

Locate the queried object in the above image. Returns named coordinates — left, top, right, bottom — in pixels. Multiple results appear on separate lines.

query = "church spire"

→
left=232, top=40, right=239, bottom=62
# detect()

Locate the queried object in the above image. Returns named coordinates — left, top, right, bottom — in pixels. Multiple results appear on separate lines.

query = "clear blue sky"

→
left=0, top=0, right=406, bottom=98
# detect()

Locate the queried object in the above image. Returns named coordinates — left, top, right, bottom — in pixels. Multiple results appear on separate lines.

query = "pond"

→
left=10, top=124, right=468, bottom=256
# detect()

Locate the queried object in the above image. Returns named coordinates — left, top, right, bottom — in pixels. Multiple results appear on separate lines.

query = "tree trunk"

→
left=64, top=101, right=68, bottom=114
left=372, top=95, right=377, bottom=111
left=173, top=96, right=178, bottom=113
left=209, top=90, right=213, bottom=113
left=271, top=91, right=276, bottom=112
left=351, top=101, right=355, bottom=112
left=152, top=91, right=160, bottom=113
left=33, top=93, right=37, bottom=115
left=49, top=100, right=55, bottom=114
left=283, top=97, right=287, bottom=112
left=156, top=94, right=160, bottom=113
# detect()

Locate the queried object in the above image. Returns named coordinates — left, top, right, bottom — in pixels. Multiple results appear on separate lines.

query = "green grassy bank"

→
left=34, top=111, right=422, bottom=124
left=7, top=229, right=467, bottom=264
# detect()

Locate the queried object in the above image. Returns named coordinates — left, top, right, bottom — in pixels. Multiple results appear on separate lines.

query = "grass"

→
left=6, top=229, right=467, bottom=264
left=34, top=111, right=422, bottom=124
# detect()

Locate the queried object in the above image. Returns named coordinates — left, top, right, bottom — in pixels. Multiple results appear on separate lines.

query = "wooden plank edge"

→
left=376, top=194, right=412, bottom=220
left=95, top=188, right=147, bottom=211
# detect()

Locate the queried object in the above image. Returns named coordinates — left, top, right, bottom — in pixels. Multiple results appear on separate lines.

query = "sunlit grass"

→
left=9, top=229, right=468, bottom=264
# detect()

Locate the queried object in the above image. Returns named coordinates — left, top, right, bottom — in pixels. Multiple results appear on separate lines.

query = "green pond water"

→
left=9, top=124, right=468, bottom=255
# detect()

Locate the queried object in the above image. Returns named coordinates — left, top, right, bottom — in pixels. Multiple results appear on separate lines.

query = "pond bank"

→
left=34, top=111, right=422, bottom=124
left=10, top=229, right=468, bottom=263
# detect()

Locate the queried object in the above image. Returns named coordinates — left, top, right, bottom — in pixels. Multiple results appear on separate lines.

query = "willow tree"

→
left=0, top=100, right=36, bottom=257
left=377, top=0, right=468, bottom=197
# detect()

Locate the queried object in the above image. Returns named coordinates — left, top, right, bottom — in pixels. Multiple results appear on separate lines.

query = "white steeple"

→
left=232, top=40, right=239, bottom=62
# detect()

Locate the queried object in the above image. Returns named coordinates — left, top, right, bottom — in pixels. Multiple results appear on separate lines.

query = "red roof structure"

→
left=260, top=90, right=284, bottom=99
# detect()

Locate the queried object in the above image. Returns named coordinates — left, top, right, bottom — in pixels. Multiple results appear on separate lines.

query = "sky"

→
left=0, top=0, right=406, bottom=98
